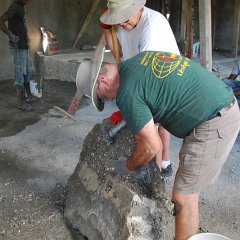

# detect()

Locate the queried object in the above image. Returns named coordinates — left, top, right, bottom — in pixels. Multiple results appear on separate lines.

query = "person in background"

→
left=0, top=0, right=32, bottom=111
left=91, top=51, right=240, bottom=240
left=224, top=60, right=240, bottom=107
left=100, top=0, right=180, bottom=177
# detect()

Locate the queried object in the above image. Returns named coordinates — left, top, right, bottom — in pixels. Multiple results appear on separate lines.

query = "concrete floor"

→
left=0, top=79, right=77, bottom=138
left=0, top=53, right=239, bottom=239
left=0, top=78, right=118, bottom=240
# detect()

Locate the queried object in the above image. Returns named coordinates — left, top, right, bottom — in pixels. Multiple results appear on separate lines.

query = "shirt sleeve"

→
left=139, top=14, right=180, bottom=55
left=117, top=94, right=153, bottom=134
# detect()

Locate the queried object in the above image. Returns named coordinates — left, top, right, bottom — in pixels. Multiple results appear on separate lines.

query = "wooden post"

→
left=160, top=0, right=166, bottom=16
left=111, top=25, right=121, bottom=64
left=185, top=0, right=194, bottom=58
left=231, top=0, right=240, bottom=57
left=67, top=89, right=84, bottom=115
left=211, top=0, right=217, bottom=50
left=199, top=0, right=212, bottom=71
left=180, top=0, right=187, bottom=53
left=72, top=0, right=101, bottom=48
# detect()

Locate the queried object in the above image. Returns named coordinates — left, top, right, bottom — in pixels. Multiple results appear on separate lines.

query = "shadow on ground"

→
left=0, top=79, right=89, bottom=137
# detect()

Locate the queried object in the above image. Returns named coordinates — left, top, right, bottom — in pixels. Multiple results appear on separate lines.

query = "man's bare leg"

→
left=159, top=125, right=170, bottom=160
left=172, top=192, right=200, bottom=240
left=156, top=126, right=171, bottom=176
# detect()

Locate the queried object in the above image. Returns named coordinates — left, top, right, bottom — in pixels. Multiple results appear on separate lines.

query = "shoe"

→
left=16, top=85, right=32, bottom=111
left=160, top=164, right=173, bottom=177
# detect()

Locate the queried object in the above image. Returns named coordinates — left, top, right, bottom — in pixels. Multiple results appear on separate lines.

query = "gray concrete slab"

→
left=36, top=49, right=115, bottom=83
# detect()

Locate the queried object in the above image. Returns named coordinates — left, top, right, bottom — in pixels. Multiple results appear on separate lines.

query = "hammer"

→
left=102, top=120, right=127, bottom=145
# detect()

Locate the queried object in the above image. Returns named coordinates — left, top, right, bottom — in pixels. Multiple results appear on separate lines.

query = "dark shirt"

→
left=5, top=1, right=28, bottom=49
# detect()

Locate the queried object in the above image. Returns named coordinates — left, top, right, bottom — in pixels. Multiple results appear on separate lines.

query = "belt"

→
left=208, top=98, right=235, bottom=120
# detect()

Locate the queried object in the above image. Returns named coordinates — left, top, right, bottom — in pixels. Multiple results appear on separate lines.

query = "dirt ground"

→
left=0, top=53, right=239, bottom=240
left=0, top=78, right=118, bottom=240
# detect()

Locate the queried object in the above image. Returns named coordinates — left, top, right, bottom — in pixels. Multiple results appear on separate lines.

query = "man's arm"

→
left=126, top=119, right=163, bottom=171
left=228, top=74, right=238, bottom=80
left=0, top=13, right=19, bottom=43
left=234, top=90, right=240, bottom=97
left=0, top=13, right=10, bottom=36
left=100, top=7, right=123, bottom=60
left=228, top=62, right=240, bottom=80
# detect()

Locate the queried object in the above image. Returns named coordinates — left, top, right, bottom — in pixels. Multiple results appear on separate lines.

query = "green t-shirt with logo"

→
left=116, top=51, right=233, bottom=138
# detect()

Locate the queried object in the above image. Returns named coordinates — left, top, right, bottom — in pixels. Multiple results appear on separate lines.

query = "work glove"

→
left=99, top=7, right=111, bottom=29
left=8, top=32, right=19, bottom=43
left=114, top=157, right=133, bottom=175
left=110, top=111, right=123, bottom=125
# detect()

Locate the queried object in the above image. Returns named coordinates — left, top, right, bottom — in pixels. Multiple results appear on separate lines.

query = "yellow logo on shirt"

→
left=140, top=52, right=190, bottom=78
left=152, top=53, right=182, bottom=78
left=140, top=52, right=154, bottom=66
left=177, top=57, right=190, bottom=76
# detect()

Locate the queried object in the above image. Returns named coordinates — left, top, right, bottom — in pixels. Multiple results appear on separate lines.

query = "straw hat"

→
left=76, top=46, right=105, bottom=111
left=100, top=0, right=146, bottom=25
left=91, top=50, right=105, bottom=111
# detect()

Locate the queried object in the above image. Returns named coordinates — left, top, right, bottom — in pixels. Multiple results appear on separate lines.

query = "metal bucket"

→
left=188, top=233, right=231, bottom=240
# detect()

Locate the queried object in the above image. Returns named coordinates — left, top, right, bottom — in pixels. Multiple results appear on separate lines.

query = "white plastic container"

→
left=192, top=41, right=200, bottom=57
left=188, top=233, right=232, bottom=240
left=30, top=80, right=42, bottom=98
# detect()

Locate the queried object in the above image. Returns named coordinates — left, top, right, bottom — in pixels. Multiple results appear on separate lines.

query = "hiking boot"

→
left=160, top=164, right=173, bottom=178
left=16, top=85, right=32, bottom=111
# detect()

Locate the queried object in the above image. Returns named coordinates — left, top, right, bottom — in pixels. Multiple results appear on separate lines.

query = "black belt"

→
left=208, top=98, right=235, bottom=120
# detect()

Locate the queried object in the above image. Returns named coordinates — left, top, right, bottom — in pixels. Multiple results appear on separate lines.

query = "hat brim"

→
left=100, top=0, right=146, bottom=25
left=76, top=60, right=92, bottom=98
left=91, top=46, right=105, bottom=112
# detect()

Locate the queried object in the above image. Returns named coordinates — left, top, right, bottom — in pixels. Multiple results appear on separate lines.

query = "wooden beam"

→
left=72, top=0, right=101, bottom=48
left=160, top=0, right=166, bottom=16
left=199, top=0, right=212, bottom=71
left=53, top=106, right=78, bottom=121
left=211, top=0, right=217, bottom=50
left=67, top=89, right=84, bottom=115
left=111, top=25, right=121, bottom=64
left=180, top=0, right=187, bottom=52
left=231, top=0, right=240, bottom=57
left=185, top=0, right=194, bottom=58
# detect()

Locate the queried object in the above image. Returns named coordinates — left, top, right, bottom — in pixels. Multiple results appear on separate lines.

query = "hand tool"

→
left=102, top=120, right=126, bottom=145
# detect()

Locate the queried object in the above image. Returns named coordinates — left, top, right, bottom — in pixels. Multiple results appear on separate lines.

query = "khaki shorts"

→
left=173, top=98, right=240, bottom=194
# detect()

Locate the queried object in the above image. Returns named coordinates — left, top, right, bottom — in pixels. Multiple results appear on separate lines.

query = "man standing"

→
left=0, top=0, right=31, bottom=111
left=100, top=0, right=180, bottom=177
left=90, top=51, right=240, bottom=240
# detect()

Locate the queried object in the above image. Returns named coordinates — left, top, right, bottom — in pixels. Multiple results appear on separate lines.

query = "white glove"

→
left=8, top=32, right=19, bottom=43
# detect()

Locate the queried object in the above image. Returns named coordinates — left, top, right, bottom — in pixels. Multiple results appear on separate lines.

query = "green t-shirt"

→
left=116, top=51, right=233, bottom=138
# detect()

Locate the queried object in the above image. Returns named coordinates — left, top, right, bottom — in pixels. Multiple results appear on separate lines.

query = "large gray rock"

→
left=64, top=119, right=174, bottom=240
